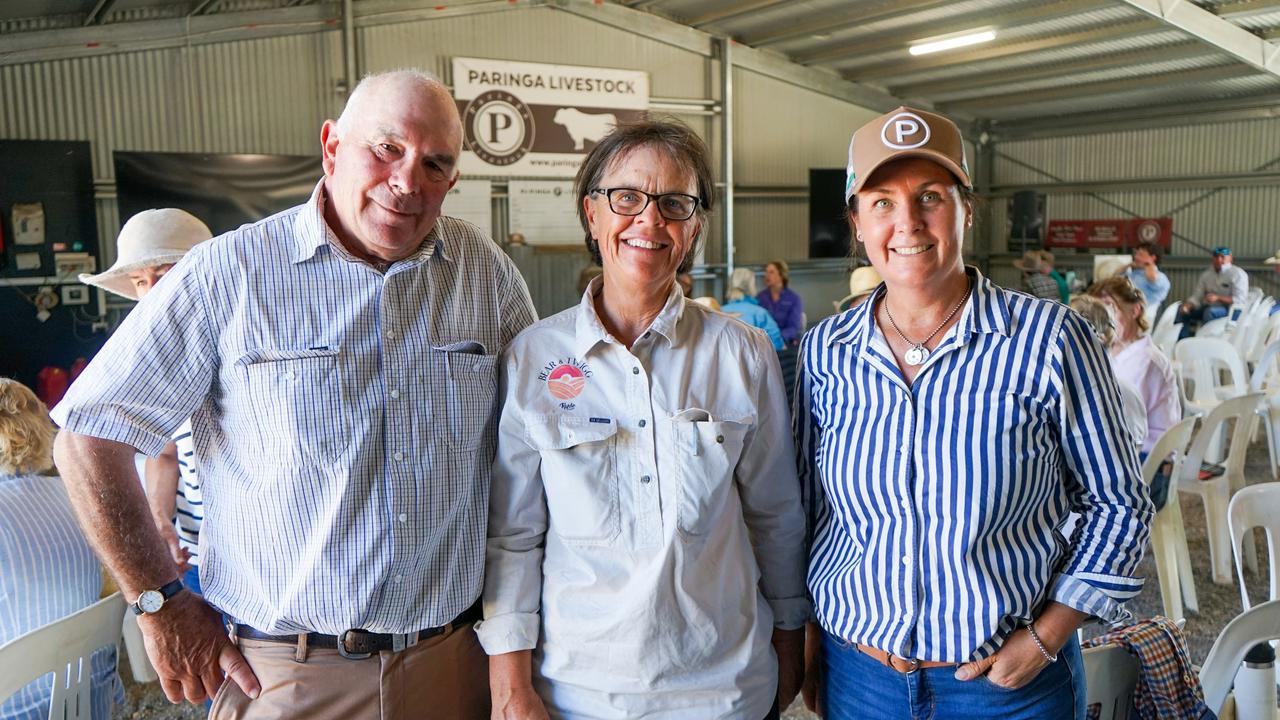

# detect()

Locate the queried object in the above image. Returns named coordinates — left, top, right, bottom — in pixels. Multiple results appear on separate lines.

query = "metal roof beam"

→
left=793, top=0, right=1111, bottom=66
left=939, top=63, right=1254, bottom=112
left=738, top=0, right=953, bottom=48
left=188, top=0, right=222, bottom=16
left=688, top=0, right=788, bottom=29
left=1213, top=0, right=1280, bottom=19
left=83, top=0, right=117, bottom=25
left=844, top=18, right=1163, bottom=81
left=890, top=41, right=1207, bottom=98
left=1120, top=0, right=1280, bottom=77
left=989, top=91, right=1280, bottom=139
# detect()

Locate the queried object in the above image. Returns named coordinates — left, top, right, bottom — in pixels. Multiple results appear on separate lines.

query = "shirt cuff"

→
left=766, top=595, right=812, bottom=631
left=1048, top=572, right=1139, bottom=627
left=474, top=612, right=540, bottom=655
left=52, top=406, right=171, bottom=457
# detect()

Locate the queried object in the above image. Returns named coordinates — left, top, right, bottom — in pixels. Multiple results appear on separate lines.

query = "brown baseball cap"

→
left=845, top=106, right=971, bottom=201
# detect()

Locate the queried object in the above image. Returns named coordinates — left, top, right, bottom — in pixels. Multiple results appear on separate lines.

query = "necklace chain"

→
left=882, top=279, right=971, bottom=363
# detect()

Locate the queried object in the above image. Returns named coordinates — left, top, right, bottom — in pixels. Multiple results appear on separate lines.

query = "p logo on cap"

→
left=882, top=112, right=931, bottom=150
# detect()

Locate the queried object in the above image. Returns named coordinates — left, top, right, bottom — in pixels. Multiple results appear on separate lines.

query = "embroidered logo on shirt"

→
left=539, top=357, right=593, bottom=401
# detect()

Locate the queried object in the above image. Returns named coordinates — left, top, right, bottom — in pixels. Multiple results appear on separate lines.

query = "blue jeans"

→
left=1177, top=304, right=1229, bottom=339
left=821, top=631, right=1086, bottom=720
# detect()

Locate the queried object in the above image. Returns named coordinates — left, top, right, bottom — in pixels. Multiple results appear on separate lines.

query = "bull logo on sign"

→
left=880, top=112, right=931, bottom=150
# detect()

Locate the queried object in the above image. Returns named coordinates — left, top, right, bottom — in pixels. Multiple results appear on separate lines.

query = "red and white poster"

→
left=454, top=57, right=650, bottom=178
left=1045, top=218, right=1172, bottom=249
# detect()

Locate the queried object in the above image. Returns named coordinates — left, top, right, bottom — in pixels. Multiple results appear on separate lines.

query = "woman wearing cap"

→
left=723, top=267, right=786, bottom=351
left=758, top=260, right=804, bottom=347
left=480, top=118, right=806, bottom=720
left=79, top=208, right=212, bottom=597
left=796, top=107, right=1150, bottom=719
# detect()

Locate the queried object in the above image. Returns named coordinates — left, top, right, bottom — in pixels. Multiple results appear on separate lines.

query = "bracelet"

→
left=1025, top=623, right=1058, bottom=664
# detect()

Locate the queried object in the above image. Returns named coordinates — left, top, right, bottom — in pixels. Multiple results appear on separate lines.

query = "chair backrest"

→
left=1142, top=416, right=1197, bottom=487
left=0, top=593, right=125, bottom=720
left=1199, top=599, right=1280, bottom=715
left=1084, top=643, right=1140, bottom=720
left=1196, top=316, right=1233, bottom=339
left=1179, top=392, right=1264, bottom=480
left=1152, top=323, right=1182, bottom=359
left=1175, top=339, right=1248, bottom=406
left=1228, top=483, right=1280, bottom=610
left=1249, top=339, right=1280, bottom=394
left=1154, top=302, right=1181, bottom=333
left=1233, top=301, right=1272, bottom=361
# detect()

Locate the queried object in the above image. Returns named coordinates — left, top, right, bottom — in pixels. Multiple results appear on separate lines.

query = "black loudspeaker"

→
left=1009, top=189, right=1045, bottom=243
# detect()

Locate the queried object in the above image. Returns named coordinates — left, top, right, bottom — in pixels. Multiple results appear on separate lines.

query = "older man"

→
left=51, top=69, right=535, bottom=720
left=1176, top=246, right=1248, bottom=338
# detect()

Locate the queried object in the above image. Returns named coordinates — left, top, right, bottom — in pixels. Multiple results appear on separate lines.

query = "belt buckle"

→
left=895, top=656, right=922, bottom=674
left=338, top=629, right=375, bottom=660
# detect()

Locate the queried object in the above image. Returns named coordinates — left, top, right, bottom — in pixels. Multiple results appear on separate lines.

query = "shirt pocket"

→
left=429, top=346, right=499, bottom=451
left=526, top=415, right=621, bottom=545
left=670, top=409, right=751, bottom=539
left=243, top=348, right=346, bottom=466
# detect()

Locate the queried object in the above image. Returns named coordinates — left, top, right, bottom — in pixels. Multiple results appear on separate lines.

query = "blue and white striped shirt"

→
left=52, top=181, right=537, bottom=635
left=0, top=473, right=121, bottom=720
left=796, top=268, right=1152, bottom=663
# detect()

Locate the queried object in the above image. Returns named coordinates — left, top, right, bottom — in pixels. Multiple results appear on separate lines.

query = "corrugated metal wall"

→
left=992, top=117, right=1280, bottom=301
left=0, top=3, right=883, bottom=318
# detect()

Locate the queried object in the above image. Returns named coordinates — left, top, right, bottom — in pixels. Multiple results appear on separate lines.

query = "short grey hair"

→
left=335, top=68, right=446, bottom=136
left=727, top=267, right=757, bottom=302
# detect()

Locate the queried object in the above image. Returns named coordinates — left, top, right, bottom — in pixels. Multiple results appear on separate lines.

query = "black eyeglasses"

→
left=591, top=187, right=701, bottom=221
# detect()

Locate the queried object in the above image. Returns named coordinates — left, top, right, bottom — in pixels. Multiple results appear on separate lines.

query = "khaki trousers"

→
left=209, top=622, right=490, bottom=720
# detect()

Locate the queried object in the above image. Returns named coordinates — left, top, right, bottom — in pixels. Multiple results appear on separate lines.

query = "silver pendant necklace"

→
left=882, top=279, right=971, bottom=366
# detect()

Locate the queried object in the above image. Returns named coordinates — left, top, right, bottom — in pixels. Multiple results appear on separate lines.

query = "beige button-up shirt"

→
left=477, top=280, right=808, bottom=719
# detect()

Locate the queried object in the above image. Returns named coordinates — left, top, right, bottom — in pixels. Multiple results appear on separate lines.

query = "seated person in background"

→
left=0, top=379, right=122, bottom=720
left=723, top=267, right=785, bottom=350
left=758, top=259, right=804, bottom=346
left=1013, top=249, right=1061, bottom=301
left=78, top=208, right=212, bottom=595
left=1125, top=241, right=1170, bottom=319
left=1176, top=246, right=1248, bottom=338
left=1089, top=277, right=1182, bottom=510
left=834, top=265, right=882, bottom=313
left=1068, top=296, right=1148, bottom=452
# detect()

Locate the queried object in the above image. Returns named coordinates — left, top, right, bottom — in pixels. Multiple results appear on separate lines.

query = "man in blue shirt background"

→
left=1125, top=241, right=1170, bottom=324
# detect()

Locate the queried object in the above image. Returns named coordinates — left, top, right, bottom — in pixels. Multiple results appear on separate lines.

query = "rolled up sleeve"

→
left=475, top=350, right=548, bottom=656
left=50, top=251, right=216, bottom=456
left=735, top=331, right=810, bottom=630
left=1050, top=313, right=1154, bottom=625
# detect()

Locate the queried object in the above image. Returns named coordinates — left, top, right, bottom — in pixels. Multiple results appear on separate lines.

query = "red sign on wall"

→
left=1045, top=218, right=1172, bottom=249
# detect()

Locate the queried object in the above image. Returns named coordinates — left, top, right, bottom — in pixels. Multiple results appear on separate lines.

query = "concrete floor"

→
left=116, top=443, right=1275, bottom=719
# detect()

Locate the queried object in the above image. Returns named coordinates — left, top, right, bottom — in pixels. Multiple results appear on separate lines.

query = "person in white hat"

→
left=834, top=265, right=883, bottom=312
left=795, top=106, right=1148, bottom=720
left=81, top=208, right=213, bottom=603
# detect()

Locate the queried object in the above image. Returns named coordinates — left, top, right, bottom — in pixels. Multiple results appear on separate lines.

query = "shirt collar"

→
left=573, top=276, right=687, bottom=355
left=826, top=265, right=1010, bottom=349
left=289, top=179, right=448, bottom=267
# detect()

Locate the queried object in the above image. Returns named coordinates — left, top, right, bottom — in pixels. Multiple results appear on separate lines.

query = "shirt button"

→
left=397, top=513, right=407, bottom=523
left=282, top=370, right=295, bottom=380
left=386, top=330, right=397, bottom=340
left=902, top=555, right=912, bottom=566
left=393, top=451, right=405, bottom=461
left=389, top=389, right=401, bottom=399
left=639, top=419, right=647, bottom=428
left=632, top=367, right=640, bottom=375
left=641, top=475, right=651, bottom=484
left=394, top=574, right=403, bottom=583
left=715, top=435, right=724, bottom=443
left=644, top=332, right=651, bottom=338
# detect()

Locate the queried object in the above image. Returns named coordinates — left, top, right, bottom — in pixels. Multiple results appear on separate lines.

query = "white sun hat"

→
left=79, top=208, right=212, bottom=300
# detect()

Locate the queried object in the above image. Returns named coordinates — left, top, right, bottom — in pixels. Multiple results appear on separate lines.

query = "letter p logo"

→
left=881, top=112, right=931, bottom=149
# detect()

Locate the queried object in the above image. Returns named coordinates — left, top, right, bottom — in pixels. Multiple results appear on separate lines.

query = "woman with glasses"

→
left=477, top=118, right=807, bottom=720
left=796, top=107, right=1150, bottom=719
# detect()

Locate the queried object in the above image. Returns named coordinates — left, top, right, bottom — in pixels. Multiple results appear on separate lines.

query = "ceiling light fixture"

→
left=909, top=30, right=997, bottom=56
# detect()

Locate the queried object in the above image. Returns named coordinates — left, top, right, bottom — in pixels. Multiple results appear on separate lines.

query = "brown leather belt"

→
left=231, top=603, right=481, bottom=660
left=855, top=644, right=958, bottom=674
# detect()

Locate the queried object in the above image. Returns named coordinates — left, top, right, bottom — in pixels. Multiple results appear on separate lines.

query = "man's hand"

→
left=153, top=519, right=193, bottom=573
left=953, top=627, right=1050, bottom=689
left=1181, top=301, right=1193, bottom=312
left=773, top=627, right=804, bottom=711
left=137, top=591, right=260, bottom=704
left=1204, top=292, right=1219, bottom=305
left=490, top=651, right=549, bottom=720
left=801, top=622, right=824, bottom=717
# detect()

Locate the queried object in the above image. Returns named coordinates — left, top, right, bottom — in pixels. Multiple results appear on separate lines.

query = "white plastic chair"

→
left=1199, top=599, right=1280, bottom=716
left=1177, top=392, right=1264, bottom=585
left=1154, top=302, right=1181, bottom=335
left=1175, top=338, right=1249, bottom=417
left=1144, top=417, right=1199, bottom=620
left=1228, top=483, right=1280, bottom=610
left=1196, top=316, right=1233, bottom=340
left=1084, top=643, right=1140, bottom=720
left=1249, top=339, right=1280, bottom=480
left=0, top=593, right=125, bottom=720
left=121, top=610, right=158, bottom=683
left=1152, top=322, right=1182, bottom=359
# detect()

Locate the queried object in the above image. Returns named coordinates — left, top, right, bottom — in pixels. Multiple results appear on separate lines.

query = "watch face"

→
left=138, top=590, right=164, bottom=614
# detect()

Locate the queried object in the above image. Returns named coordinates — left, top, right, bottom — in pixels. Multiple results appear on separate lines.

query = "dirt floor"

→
left=116, top=442, right=1274, bottom=719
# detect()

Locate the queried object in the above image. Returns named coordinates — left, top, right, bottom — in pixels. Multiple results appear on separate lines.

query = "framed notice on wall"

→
left=454, top=57, right=649, bottom=178
left=508, top=181, right=580, bottom=246
left=444, top=180, right=493, bottom=239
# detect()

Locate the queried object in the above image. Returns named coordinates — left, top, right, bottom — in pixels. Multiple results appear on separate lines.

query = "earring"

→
left=856, top=233, right=863, bottom=240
